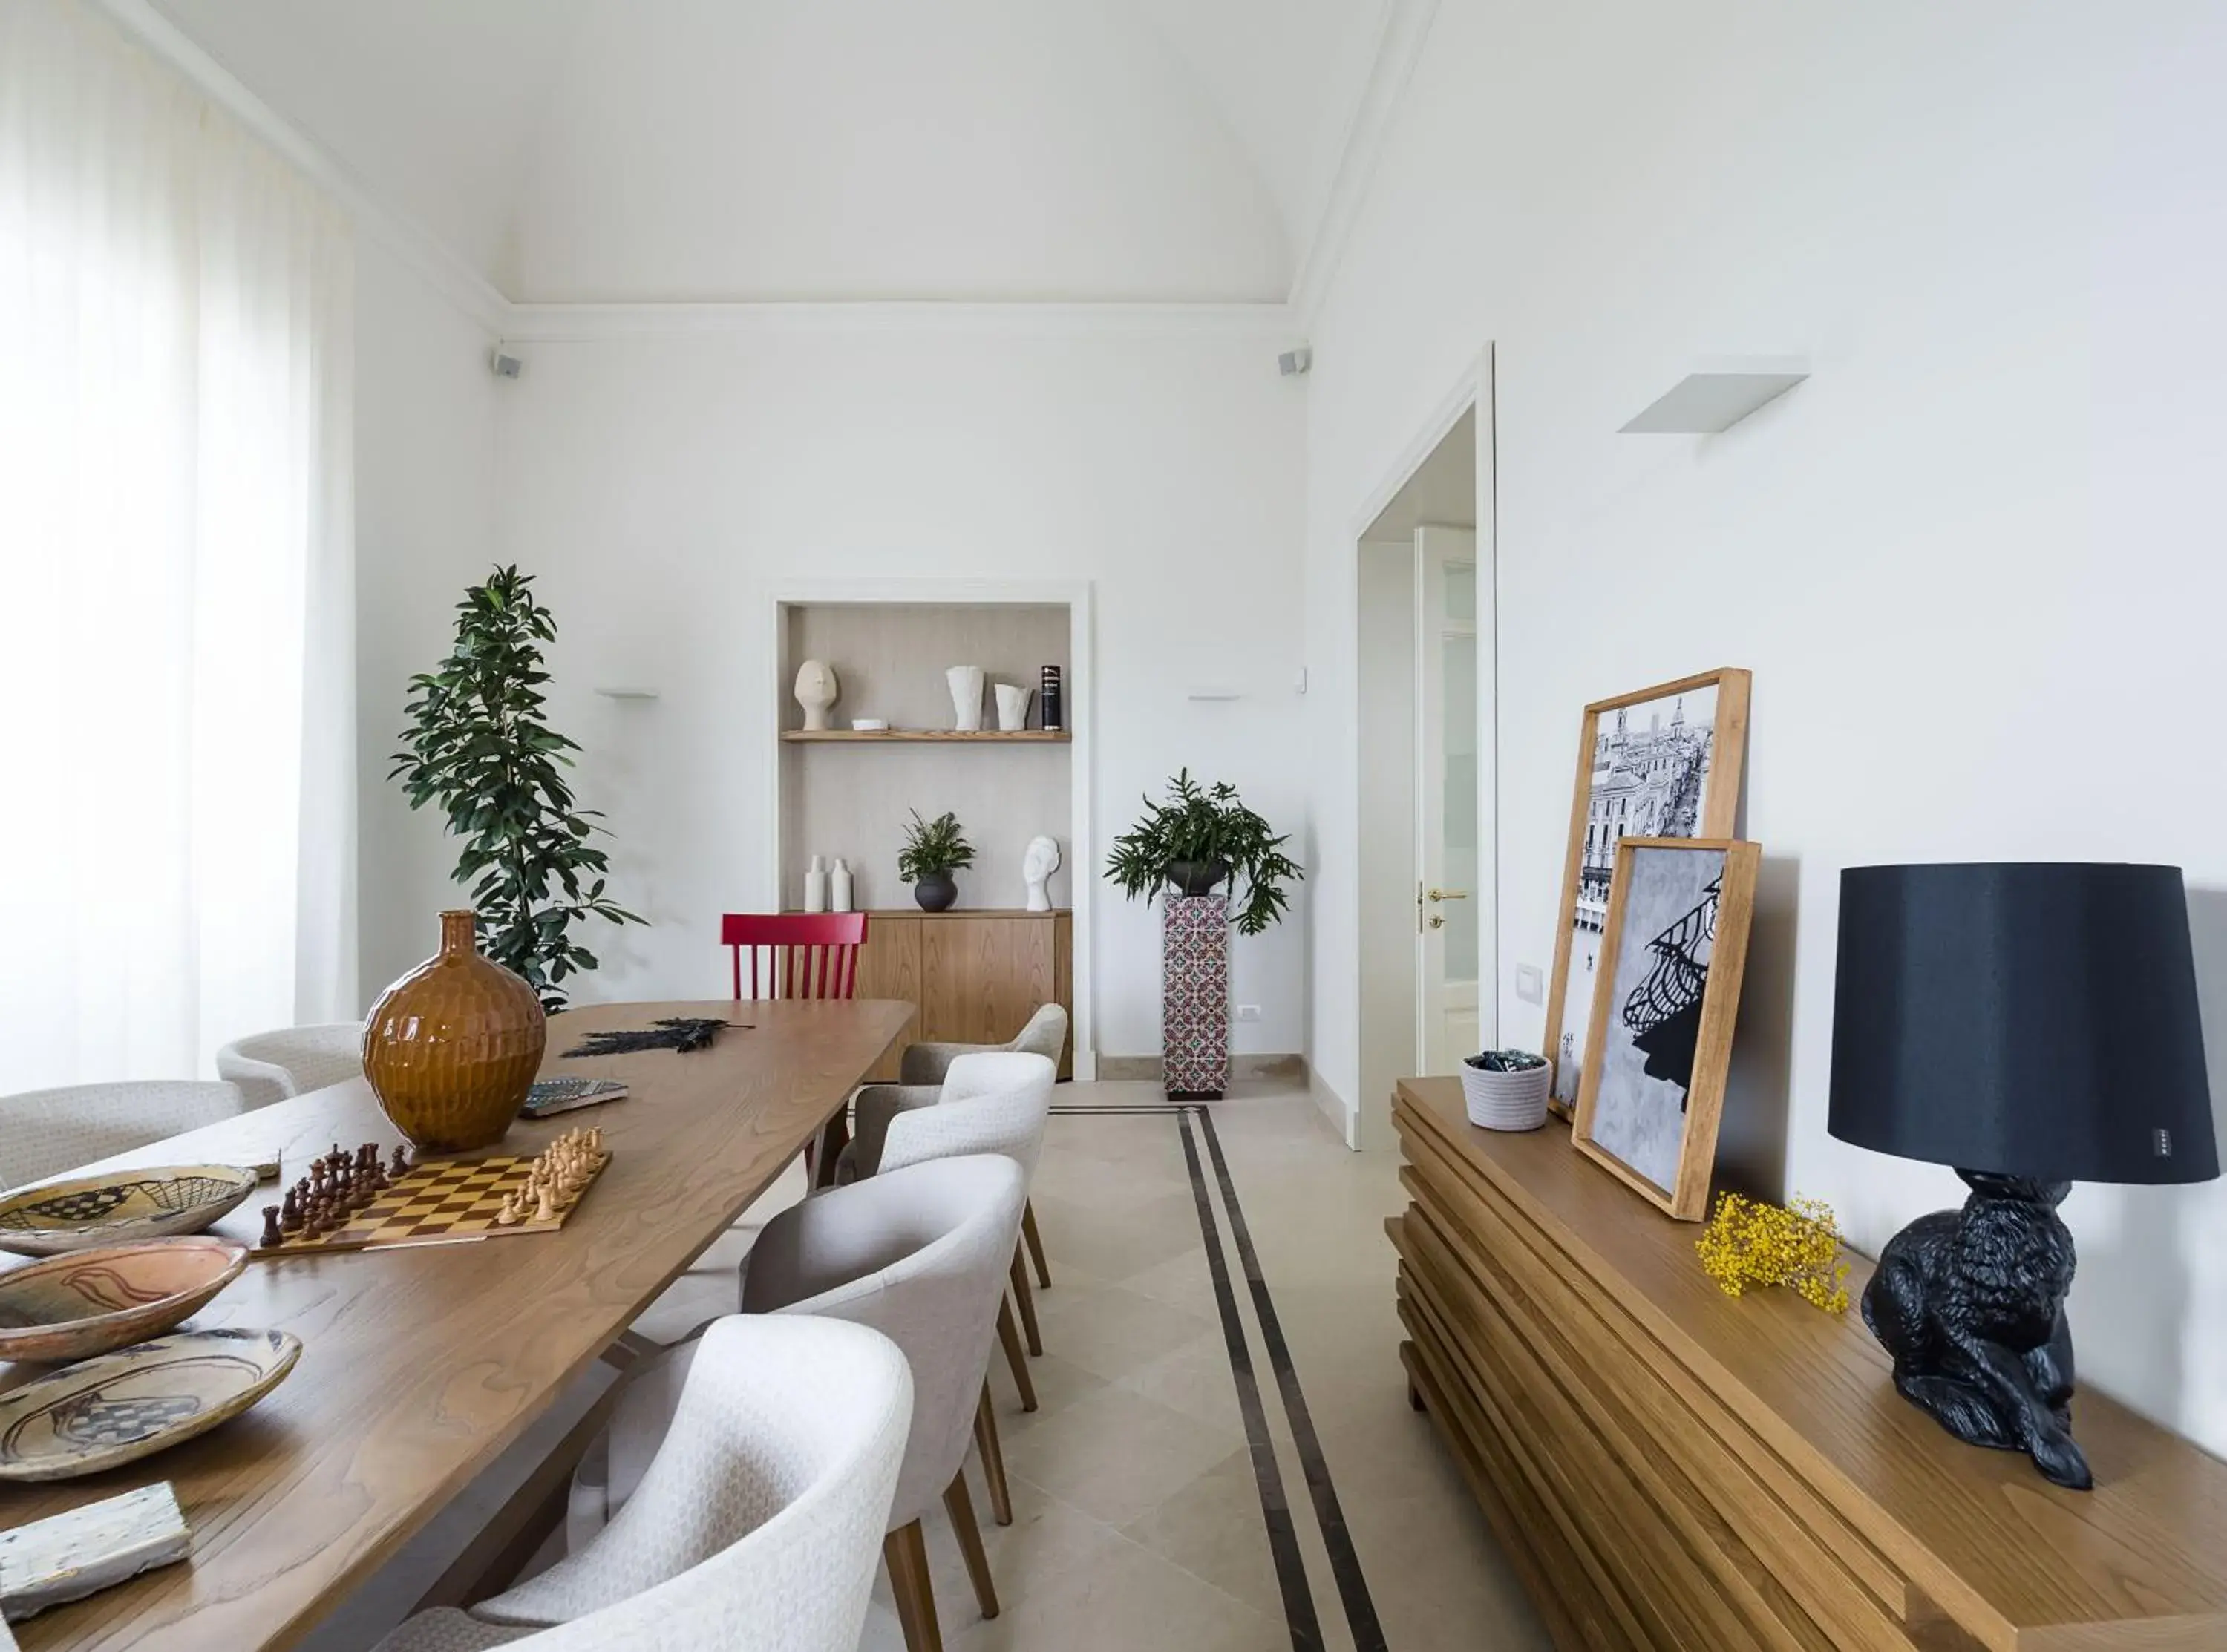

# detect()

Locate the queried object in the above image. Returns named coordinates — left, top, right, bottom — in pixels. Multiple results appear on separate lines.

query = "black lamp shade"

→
left=1828, top=863, right=2217, bottom=1184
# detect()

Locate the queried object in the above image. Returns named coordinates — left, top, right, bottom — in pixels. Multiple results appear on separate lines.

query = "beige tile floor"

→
left=307, top=1078, right=1549, bottom=1651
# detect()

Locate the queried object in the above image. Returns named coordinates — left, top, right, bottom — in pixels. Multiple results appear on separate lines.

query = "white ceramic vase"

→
left=994, top=683, right=1033, bottom=732
left=946, top=666, right=985, bottom=732
left=830, top=858, right=854, bottom=914
left=802, top=854, right=828, bottom=914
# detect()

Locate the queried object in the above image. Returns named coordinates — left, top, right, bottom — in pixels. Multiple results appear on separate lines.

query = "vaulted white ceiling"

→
left=148, top=0, right=1390, bottom=304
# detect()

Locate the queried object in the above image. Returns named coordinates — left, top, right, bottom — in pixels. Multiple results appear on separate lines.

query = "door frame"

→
left=1413, top=525, right=1481, bottom=1075
left=1347, top=346, right=1497, bottom=1130
left=752, top=576, right=1097, bottom=1080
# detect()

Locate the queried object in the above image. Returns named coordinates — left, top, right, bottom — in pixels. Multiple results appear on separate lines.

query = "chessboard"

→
left=249, top=1130, right=610, bottom=1256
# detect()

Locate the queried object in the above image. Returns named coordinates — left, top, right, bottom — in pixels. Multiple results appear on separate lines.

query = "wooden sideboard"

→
left=1390, top=1077, right=2227, bottom=1652
left=847, top=908, right=1072, bottom=1081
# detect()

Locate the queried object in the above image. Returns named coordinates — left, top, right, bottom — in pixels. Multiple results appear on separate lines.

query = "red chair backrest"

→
left=721, top=912, right=869, bottom=1001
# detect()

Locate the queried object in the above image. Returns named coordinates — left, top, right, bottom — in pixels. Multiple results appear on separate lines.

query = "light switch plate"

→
left=1235, top=1003, right=1262, bottom=1023
left=1515, top=964, right=1544, bottom=1005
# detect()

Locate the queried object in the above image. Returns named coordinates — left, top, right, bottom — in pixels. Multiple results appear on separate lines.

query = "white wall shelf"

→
left=1621, top=359, right=1808, bottom=433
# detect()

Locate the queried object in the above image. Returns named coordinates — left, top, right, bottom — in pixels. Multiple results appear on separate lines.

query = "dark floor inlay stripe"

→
left=1198, top=1109, right=1390, bottom=1652
left=1177, top=1109, right=1324, bottom=1652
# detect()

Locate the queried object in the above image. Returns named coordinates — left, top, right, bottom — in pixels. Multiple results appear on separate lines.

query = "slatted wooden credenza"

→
left=1390, top=1077, right=2227, bottom=1651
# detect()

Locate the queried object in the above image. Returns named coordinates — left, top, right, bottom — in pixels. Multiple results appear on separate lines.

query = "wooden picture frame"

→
left=1543, top=667, right=1750, bottom=1115
left=1571, top=837, right=1759, bottom=1220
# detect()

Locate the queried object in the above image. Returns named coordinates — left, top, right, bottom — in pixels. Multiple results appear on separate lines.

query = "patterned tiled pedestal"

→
left=1162, top=895, right=1229, bottom=1098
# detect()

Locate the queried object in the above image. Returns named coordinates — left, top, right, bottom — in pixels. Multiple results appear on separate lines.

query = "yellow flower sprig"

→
left=1694, top=1193, right=1851, bottom=1315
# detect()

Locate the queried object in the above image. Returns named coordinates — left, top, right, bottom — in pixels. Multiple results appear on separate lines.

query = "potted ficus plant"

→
left=897, top=810, right=975, bottom=911
left=1104, top=770, right=1301, bottom=936
left=390, top=564, right=644, bottom=1014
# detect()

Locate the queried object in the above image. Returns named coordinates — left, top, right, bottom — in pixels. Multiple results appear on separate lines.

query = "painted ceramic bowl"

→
left=0, top=1237, right=249, bottom=1363
left=0, top=1327, right=301, bottom=1481
left=0, top=1165, right=260, bottom=1257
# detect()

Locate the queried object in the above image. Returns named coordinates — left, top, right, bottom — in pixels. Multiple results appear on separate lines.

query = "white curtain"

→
left=0, top=0, right=356, bottom=1091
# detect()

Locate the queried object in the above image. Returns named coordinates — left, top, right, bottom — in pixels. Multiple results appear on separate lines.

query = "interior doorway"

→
left=1355, top=370, right=1494, bottom=1147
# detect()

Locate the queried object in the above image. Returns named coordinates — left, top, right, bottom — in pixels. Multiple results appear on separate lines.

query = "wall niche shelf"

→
left=781, top=729, right=1070, bottom=744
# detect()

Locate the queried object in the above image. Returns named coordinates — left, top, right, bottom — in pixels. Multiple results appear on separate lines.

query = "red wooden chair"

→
left=722, top=912, right=870, bottom=1187
left=721, top=911, right=869, bottom=1001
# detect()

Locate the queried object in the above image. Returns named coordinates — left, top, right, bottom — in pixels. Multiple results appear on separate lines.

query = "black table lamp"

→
left=1828, top=863, right=2216, bottom=1489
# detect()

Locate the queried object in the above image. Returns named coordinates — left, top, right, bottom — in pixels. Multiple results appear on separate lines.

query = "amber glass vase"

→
left=363, top=911, right=547, bottom=1153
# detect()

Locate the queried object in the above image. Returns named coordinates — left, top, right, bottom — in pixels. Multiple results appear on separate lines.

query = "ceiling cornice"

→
left=1286, top=0, right=1442, bottom=327
left=501, top=300, right=1298, bottom=342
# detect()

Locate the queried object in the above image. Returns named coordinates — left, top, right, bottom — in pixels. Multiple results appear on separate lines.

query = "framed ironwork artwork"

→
left=1571, top=837, right=1761, bottom=1220
left=1543, top=667, right=1750, bottom=1115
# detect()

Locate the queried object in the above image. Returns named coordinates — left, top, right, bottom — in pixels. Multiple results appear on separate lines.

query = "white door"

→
left=1416, top=525, right=1480, bottom=1072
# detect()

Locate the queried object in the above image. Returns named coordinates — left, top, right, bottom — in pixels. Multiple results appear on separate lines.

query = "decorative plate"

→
left=0, top=1165, right=260, bottom=1257
left=0, top=1328, right=301, bottom=1481
left=0, top=1237, right=250, bottom=1363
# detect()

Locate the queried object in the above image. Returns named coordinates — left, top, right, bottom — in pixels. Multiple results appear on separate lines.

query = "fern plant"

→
left=897, top=810, right=976, bottom=882
left=391, top=565, right=642, bottom=1012
left=1105, top=770, right=1302, bottom=936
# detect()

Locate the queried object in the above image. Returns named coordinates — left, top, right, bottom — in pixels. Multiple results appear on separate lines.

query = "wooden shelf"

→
left=782, top=730, right=1070, bottom=743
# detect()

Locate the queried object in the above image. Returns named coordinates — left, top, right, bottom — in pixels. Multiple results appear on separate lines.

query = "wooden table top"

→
left=1396, top=1077, right=2227, bottom=1646
left=0, top=997, right=911, bottom=1651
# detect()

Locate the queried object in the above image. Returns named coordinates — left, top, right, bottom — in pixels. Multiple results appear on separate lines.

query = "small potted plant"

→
left=897, top=810, right=975, bottom=912
left=1104, top=770, right=1301, bottom=936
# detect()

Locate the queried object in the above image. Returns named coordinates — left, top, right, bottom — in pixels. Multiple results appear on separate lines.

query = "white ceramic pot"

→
left=946, top=666, right=985, bottom=732
left=994, top=683, right=1033, bottom=732
left=1459, top=1057, right=1551, bottom=1132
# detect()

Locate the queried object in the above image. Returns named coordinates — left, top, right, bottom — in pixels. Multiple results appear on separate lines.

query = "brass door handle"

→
left=1427, top=888, right=1469, bottom=902
left=1428, top=914, right=1446, bottom=930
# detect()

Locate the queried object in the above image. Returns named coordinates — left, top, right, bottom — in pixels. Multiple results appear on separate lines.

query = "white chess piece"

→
left=793, top=659, right=839, bottom=731
left=1022, top=835, right=1062, bottom=912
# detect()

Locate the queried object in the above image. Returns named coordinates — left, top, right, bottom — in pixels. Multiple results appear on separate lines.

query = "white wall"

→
left=353, top=238, right=502, bottom=999
left=353, top=318, right=1310, bottom=1060
left=1303, top=0, right=2227, bottom=1452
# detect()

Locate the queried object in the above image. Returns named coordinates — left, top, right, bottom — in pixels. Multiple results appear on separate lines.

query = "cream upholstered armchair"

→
left=0, top=1081, right=247, bottom=1190
left=848, top=1003, right=1067, bottom=1288
left=556, top=1156, right=1029, bottom=1652
left=215, top=1022, right=364, bottom=1110
left=373, top=1315, right=912, bottom=1652
left=897, top=1002, right=1067, bottom=1086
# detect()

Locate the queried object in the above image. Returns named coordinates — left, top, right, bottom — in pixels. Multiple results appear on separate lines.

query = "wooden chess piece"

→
left=390, top=1144, right=411, bottom=1179
left=260, top=1206, right=283, bottom=1248
left=495, top=1193, right=519, bottom=1227
left=534, top=1184, right=556, bottom=1224
left=281, top=1188, right=303, bottom=1233
left=310, top=1161, right=328, bottom=1196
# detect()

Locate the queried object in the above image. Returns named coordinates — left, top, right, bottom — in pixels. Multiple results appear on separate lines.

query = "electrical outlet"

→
left=1515, top=964, right=1544, bottom=1005
left=1235, top=1003, right=1263, bottom=1023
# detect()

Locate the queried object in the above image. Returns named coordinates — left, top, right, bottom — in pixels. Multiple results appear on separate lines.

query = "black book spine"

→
left=1041, top=666, right=1064, bottom=731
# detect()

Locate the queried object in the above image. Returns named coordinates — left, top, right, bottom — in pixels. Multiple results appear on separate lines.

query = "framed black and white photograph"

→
left=1572, top=837, right=1760, bottom=1220
left=1543, top=667, right=1750, bottom=1115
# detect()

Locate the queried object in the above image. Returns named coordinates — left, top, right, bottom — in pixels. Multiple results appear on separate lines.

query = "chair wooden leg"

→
left=974, top=1383, right=1013, bottom=1526
left=1021, top=1199, right=1051, bottom=1288
left=884, top=1521, right=943, bottom=1652
left=995, top=1297, right=1038, bottom=1412
left=944, top=1472, right=1001, bottom=1621
left=1009, top=1249, right=1043, bottom=1358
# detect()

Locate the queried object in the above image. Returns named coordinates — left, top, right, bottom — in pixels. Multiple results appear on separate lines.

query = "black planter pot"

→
left=1165, top=859, right=1231, bottom=897
left=913, top=872, right=958, bottom=912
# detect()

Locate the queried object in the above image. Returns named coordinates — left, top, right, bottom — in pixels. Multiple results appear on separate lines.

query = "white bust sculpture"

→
left=1023, top=835, right=1062, bottom=912
left=793, top=659, right=839, bottom=731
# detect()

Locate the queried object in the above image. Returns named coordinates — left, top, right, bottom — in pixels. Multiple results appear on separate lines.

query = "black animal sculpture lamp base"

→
left=1861, top=1170, right=2089, bottom=1490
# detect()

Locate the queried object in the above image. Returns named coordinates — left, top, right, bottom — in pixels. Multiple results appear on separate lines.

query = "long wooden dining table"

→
left=0, top=997, right=912, bottom=1651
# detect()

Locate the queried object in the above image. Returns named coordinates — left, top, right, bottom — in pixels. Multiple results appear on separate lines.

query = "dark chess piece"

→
left=281, top=1187, right=304, bottom=1232
left=390, top=1144, right=411, bottom=1180
left=310, top=1161, right=329, bottom=1196
left=260, top=1206, right=284, bottom=1248
left=1861, top=1172, right=2090, bottom=1490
